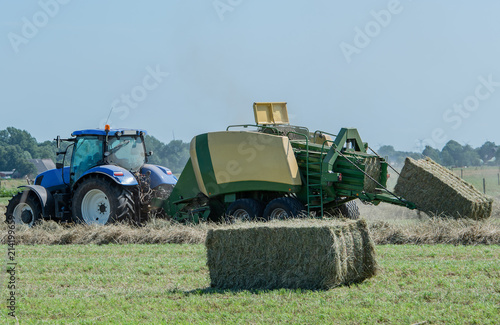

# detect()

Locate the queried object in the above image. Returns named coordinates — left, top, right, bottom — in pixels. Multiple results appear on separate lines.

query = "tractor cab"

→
left=68, top=127, right=149, bottom=184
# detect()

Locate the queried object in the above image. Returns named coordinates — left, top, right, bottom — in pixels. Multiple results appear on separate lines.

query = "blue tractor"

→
left=5, top=126, right=177, bottom=226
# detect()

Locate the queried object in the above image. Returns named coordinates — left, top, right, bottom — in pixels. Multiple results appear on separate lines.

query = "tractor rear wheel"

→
left=263, top=197, right=306, bottom=220
left=72, top=176, right=136, bottom=225
left=6, top=191, right=42, bottom=227
left=225, top=198, right=264, bottom=223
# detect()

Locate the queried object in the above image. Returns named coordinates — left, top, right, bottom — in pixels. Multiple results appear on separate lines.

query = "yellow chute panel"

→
left=207, top=131, right=300, bottom=186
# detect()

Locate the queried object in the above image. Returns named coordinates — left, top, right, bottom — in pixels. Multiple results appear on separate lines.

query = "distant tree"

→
left=441, top=140, right=464, bottom=166
left=377, top=145, right=422, bottom=166
left=144, top=135, right=165, bottom=166
left=422, top=145, right=441, bottom=164
left=0, top=145, right=37, bottom=176
left=477, top=141, right=496, bottom=163
left=0, top=127, right=57, bottom=177
left=377, top=145, right=396, bottom=157
left=462, top=145, right=481, bottom=166
left=160, top=140, right=190, bottom=173
left=36, top=140, right=58, bottom=161
left=145, top=135, right=190, bottom=173
left=0, top=127, right=39, bottom=157
left=440, top=150, right=454, bottom=166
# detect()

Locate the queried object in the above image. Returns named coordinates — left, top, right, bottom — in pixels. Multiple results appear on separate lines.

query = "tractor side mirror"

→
left=55, top=136, right=61, bottom=148
left=56, top=162, right=64, bottom=169
left=147, top=151, right=153, bottom=157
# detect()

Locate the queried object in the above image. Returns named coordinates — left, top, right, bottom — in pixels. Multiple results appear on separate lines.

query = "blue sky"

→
left=1, top=0, right=500, bottom=151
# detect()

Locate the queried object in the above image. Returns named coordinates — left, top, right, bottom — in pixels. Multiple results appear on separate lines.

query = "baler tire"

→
left=225, top=198, right=263, bottom=223
left=207, top=199, right=225, bottom=223
left=6, top=191, right=43, bottom=227
left=72, top=176, right=136, bottom=225
left=338, top=200, right=360, bottom=220
left=263, top=197, right=306, bottom=220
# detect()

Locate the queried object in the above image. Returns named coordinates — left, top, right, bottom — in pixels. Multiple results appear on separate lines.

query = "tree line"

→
left=378, top=140, right=498, bottom=167
left=1, top=126, right=498, bottom=178
left=0, top=127, right=189, bottom=177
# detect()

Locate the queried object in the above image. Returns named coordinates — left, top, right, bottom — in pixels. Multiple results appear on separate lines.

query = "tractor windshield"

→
left=107, top=136, right=146, bottom=172
left=71, top=136, right=104, bottom=182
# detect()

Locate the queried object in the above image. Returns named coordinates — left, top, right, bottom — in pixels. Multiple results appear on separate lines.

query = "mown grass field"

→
left=1, top=244, right=499, bottom=324
left=1, top=175, right=499, bottom=324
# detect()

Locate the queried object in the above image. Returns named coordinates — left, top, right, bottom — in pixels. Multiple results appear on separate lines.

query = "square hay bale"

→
left=364, top=156, right=382, bottom=192
left=394, top=157, right=493, bottom=220
left=205, top=219, right=377, bottom=290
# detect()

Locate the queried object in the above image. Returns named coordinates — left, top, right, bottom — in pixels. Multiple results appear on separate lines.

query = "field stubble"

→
left=0, top=198, right=499, bottom=245
left=1, top=174, right=499, bottom=245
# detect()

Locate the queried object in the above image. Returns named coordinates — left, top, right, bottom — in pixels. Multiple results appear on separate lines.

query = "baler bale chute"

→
left=395, top=157, right=493, bottom=220
left=163, top=102, right=492, bottom=222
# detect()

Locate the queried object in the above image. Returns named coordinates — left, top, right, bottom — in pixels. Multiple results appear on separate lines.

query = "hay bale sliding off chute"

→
left=394, top=157, right=493, bottom=220
left=205, top=219, right=377, bottom=290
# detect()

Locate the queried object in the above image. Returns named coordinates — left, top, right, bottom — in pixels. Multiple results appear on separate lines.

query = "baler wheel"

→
left=263, top=197, right=306, bottom=220
left=207, top=199, right=225, bottom=223
left=338, top=201, right=360, bottom=220
left=6, top=191, right=42, bottom=227
left=225, top=199, right=264, bottom=223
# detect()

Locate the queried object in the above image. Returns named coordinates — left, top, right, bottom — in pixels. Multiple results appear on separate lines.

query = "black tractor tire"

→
left=72, top=176, right=136, bottom=225
left=5, top=191, right=43, bottom=227
left=263, top=197, right=306, bottom=220
left=337, top=201, right=360, bottom=220
left=225, top=198, right=264, bottom=223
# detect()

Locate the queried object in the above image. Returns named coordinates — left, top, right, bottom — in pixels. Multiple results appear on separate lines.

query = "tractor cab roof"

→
left=71, top=128, right=147, bottom=137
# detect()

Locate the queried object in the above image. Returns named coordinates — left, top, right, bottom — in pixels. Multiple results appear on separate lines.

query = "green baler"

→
left=163, top=103, right=415, bottom=223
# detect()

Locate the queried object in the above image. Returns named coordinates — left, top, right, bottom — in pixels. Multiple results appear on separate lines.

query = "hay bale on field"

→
left=394, top=157, right=493, bottom=220
left=205, top=219, right=377, bottom=290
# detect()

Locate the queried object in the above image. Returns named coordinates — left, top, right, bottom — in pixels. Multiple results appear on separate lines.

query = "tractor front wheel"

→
left=72, top=177, right=136, bottom=225
left=6, top=191, right=42, bottom=227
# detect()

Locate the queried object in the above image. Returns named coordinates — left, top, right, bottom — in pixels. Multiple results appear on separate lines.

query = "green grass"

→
left=0, top=188, right=20, bottom=198
left=0, top=179, right=23, bottom=201
left=1, top=244, right=499, bottom=324
left=0, top=179, right=25, bottom=189
left=451, top=166, right=500, bottom=196
left=0, top=197, right=9, bottom=206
